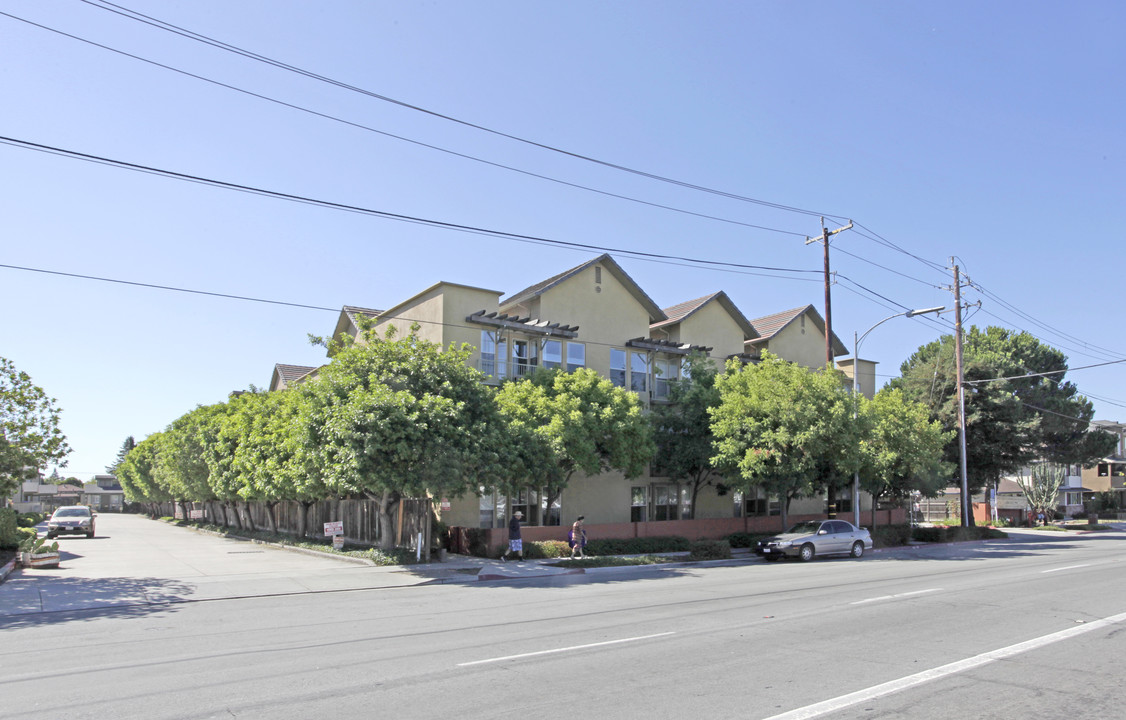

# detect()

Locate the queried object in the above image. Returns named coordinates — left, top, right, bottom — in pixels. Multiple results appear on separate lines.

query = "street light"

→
left=850, top=306, right=945, bottom=526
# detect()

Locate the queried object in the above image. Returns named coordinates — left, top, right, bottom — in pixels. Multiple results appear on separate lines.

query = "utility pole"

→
left=952, top=261, right=972, bottom=528
left=806, top=218, right=853, bottom=368
left=806, top=218, right=852, bottom=517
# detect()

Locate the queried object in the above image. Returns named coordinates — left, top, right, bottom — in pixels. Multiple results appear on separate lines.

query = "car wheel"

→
left=850, top=541, right=865, bottom=559
left=799, top=544, right=815, bottom=562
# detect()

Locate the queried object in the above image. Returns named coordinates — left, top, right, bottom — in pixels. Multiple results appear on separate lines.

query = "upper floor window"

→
left=567, top=342, right=586, bottom=372
left=542, top=340, right=562, bottom=369
left=610, top=349, right=627, bottom=387
left=480, top=331, right=506, bottom=379
left=653, top=357, right=680, bottom=399
left=512, top=339, right=538, bottom=378
left=630, top=351, right=648, bottom=393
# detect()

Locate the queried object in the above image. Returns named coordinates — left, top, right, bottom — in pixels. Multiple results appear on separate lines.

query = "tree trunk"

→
left=265, top=502, right=278, bottom=534
left=870, top=493, right=881, bottom=531
left=368, top=490, right=398, bottom=549
left=297, top=501, right=312, bottom=540
left=241, top=502, right=253, bottom=532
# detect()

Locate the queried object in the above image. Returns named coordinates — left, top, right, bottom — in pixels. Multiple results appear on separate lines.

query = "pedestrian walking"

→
left=501, top=510, right=524, bottom=562
left=569, top=515, right=587, bottom=559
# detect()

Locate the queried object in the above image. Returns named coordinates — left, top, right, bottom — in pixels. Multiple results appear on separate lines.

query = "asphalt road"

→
left=1, top=516, right=1124, bottom=720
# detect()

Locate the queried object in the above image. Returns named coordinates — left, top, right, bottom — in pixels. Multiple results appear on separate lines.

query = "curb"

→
left=0, top=556, right=17, bottom=585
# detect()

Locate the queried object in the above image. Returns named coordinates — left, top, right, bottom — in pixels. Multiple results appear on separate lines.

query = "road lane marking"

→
left=850, top=588, right=942, bottom=605
left=457, top=632, right=676, bottom=667
left=759, top=610, right=1126, bottom=720
left=1041, top=564, right=1091, bottom=573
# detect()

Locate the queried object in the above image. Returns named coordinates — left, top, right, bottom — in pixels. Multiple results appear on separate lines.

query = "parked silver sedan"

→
left=754, top=519, right=872, bottom=562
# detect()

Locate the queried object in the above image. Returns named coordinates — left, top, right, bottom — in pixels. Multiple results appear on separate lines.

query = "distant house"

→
left=10, top=474, right=125, bottom=513
left=83, top=474, right=125, bottom=512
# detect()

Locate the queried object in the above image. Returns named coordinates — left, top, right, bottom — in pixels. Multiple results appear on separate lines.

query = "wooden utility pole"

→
left=952, top=261, right=972, bottom=527
left=806, top=218, right=852, bottom=517
left=806, top=218, right=853, bottom=367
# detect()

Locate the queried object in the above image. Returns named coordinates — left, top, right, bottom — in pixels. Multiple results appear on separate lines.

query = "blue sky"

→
left=2, top=1, right=1123, bottom=481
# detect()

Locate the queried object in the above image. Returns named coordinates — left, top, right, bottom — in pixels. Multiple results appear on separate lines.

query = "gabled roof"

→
left=747, top=304, right=848, bottom=356
left=328, top=305, right=384, bottom=357
left=503, top=254, right=668, bottom=323
left=272, top=363, right=317, bottom=390
left=653, top=291, right=758, bottom=339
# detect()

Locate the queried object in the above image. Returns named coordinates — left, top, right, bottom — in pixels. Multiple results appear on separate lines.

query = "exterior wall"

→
left=837, top=358, right=879, bottom=399
left=663, top=301, right=749, bottom=361
left=510, top=262, right=654, bottom=381
left=764, top=317, right=831, bottom=369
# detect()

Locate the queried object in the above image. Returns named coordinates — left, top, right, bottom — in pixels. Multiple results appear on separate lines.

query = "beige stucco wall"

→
left=837, top=358, right=879, bottom=398
left=668, top=300, right=749, bottom=361
left=764, top=316, right=831, bottom=369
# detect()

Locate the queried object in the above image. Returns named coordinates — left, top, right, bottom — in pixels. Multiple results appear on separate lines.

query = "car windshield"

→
left=786, top=521, right=822, bottom=534
left=54, top=508, right=91, bottom=518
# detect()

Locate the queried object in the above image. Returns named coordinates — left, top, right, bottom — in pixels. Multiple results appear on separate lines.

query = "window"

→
left=631, top=486, right=648, bottom=522
left=479, top=487, right=497, bottom=528
left=630, top=351, right=648, bottom=393
left=611, top=349, right=627, bottom=387
left=512, top=339, right=537, bottom=378
left=1098, top=463, right=1109, bottom=477
left=567, top=342, right=586, bottom=372
left=736, top=490, right=771, bottom=517
left=680, top=486, right=692, bottom=520
left=654, top=357, right=680, bottom=399
left=1065, top=492, right=1084, bottom=506
left=653, top=484, right=678, bottom=521
left=510, top=489, right=532, bottom=523
left=480, top=331, right=498, bottom=378
left=540, top=494, right=561, bottom=526
left=542, top=340, right=562, bottom=369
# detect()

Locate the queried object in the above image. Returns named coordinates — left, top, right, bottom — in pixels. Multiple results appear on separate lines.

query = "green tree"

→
left=710, top=352, right=862, bottom=529
left=649, top=352, right=721, bottom=518
left=892, top=326, right=1115, bottom=524
left=106, top=436, right=136, bottom=475
left=858, top=387, right=953, bottom=528
left=0, top=356, right=71, bottom=498
left=301, top=325, right=512, bottom=548
left=155, top=404, right=226, bottom=520
left=116, top=434, right=171, bottom=517
left=495, top=367, right=656, bottom=525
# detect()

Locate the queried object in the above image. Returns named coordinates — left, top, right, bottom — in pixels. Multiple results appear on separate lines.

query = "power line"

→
left=0, top=8, right=813, bottom=240
left=0, top=134, right=822, bottom=278
left=79, top=0, right=849, bottom=223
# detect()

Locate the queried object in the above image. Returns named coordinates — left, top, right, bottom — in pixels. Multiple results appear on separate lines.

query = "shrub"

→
left=869, top=524, right=912, bottom=548
left=528, top=540, right=570, bottom=559
left=585, top=535, right=691, bottom=556
left=0, top=508, right=18, bottom=550
left=912, top=525, right=1007, bottom=543
left=689, top=539, right=731, bottom=560
left=725, top=532, right=760, bottom=548
left=16, top=511, right=47, bottom=528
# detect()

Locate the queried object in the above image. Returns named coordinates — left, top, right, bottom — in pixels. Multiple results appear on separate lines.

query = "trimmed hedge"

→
left=0, top=508, right=18, bottom=550
left=585, top=535, right=691, bottom=556
left=912, top=525, right=1007, bottom=543
left=869, top=524, right=913, bottom=548
left=689, top=539, right=731, bottom=561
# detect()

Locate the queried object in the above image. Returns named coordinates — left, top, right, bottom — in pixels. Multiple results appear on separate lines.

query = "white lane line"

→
left=850, top=588, right=942, bottom=605
left=457, top=631, right=676, bottom=667
left=1041, top=564, right=1091, bottom=574
left=760, top=610, right=1126, bottom=720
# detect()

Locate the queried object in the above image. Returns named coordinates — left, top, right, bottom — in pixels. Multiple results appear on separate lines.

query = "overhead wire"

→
left=0, top=8, right=814, bottom=241
left=0, top=134, right=823, bottom=279
left=78, top=0, right=849, bottom=222
left=4, top=7, right=1121, bottom=411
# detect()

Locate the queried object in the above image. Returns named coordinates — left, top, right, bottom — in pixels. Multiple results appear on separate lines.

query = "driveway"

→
left=0, top=513, right=421, bottom=617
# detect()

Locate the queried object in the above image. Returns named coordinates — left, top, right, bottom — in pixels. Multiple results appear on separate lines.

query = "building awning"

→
left=625, top=337, right=712, bottom=355
left=466, top=310, right=579, bottom=338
